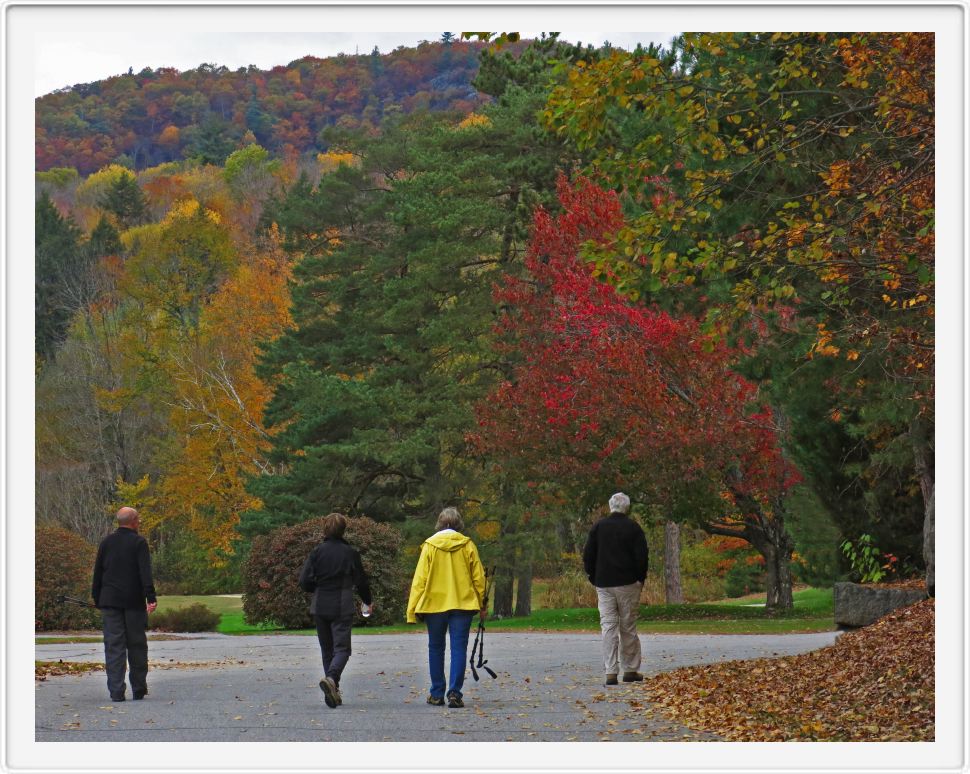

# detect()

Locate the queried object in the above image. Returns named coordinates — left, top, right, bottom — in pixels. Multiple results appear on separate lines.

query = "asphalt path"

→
left=35, top=630, right=839, bottom=742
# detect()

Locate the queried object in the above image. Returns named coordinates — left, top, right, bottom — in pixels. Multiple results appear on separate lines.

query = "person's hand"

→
left=479, top=608, right=487, bottom=622
left=147, top=602, right=157, bottom=613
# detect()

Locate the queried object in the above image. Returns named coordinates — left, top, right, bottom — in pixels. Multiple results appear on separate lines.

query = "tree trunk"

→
left=663, top=520, right=684, bottom=604
left=762, top=508, right=795, bottom=612
left=911, top=416, right=935, bottom=596
left=708, top=493, right=795, bottom=612
left=762, top=543, right=779, bottom=609
left=514, top=560, right=532, bottom=617
left=492, top=564, right=514, bottom=618
left=774, top=549, right=794, bottom=609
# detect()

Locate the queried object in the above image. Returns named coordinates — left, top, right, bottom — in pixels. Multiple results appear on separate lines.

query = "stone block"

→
left=833, top=581, right=926, bottom=628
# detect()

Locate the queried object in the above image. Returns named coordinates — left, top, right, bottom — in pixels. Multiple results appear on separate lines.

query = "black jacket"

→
left=582, top=512, right=649, bottom=588
left=299, top=537, right=372, bottom=619
left=92, top=528, right=157, bottom=609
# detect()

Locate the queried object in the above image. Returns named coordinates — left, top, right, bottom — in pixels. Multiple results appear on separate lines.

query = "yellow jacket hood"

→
left=424, top=529, right=472, bottom=552
left=406, top=530, right=486, bottom=623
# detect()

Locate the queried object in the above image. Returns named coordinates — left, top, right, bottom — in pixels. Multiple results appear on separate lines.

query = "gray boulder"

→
left=834, top=581, right=927, bottom=628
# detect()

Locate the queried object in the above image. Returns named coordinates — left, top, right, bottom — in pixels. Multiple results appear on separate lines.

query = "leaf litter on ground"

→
left=638, top=598, right=934, bottom=741
left=36, top=657, right=246, bottom=680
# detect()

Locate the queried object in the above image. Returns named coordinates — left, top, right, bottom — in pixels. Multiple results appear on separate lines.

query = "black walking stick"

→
left=469, top=568, right=497, bottom=681
left=57, top=595, right=98, bottom=609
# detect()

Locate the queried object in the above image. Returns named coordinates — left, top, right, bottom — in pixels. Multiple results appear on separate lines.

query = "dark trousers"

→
left=101, top=607, right=148, bottom=698
left=314, top=614, right=353, bottom=686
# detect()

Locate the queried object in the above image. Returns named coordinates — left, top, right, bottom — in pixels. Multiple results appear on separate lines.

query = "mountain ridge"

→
left=36, top=40, right=492, bottom=174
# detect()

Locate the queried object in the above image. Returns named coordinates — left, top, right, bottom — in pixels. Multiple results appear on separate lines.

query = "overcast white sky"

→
left=35, top=31, right=676, bottom=97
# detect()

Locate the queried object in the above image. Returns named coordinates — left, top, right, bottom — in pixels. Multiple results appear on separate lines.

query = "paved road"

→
left=36, top=630, right=839, bottom=742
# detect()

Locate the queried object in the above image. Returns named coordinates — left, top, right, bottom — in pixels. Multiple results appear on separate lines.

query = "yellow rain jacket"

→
left=406, top=530, right=486, bottom=623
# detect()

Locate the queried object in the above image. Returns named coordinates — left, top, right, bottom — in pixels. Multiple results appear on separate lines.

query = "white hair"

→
left=608, top=493, right=631, bottom=514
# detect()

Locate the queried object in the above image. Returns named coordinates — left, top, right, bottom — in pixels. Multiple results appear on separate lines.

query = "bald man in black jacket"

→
left=92, top=507, right=157, bottom=702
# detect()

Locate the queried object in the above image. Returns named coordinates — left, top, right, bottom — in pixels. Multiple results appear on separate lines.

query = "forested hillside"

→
left=36, top=39, right=489, bottom=173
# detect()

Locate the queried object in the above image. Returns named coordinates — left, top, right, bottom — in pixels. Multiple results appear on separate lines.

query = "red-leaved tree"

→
left=471, top=175, right=801, bottom=610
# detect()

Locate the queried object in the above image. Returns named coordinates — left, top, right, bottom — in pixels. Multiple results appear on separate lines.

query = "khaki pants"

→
left=596, top=582, right=642, bottom=675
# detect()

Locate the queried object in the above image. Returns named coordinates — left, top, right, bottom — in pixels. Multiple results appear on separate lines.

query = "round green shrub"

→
left=242, top=516, right=405, bottom=628
left=35, top=525, right=101, bottom=631
left=149, top=603, right=220, bottom=632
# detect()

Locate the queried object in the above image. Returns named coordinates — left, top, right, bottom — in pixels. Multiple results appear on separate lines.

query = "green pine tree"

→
left=244, top=43, right=585, bottom=529
left=35, top=193, right=82, bottom=359
left=98, top=172, right=147, bottom=229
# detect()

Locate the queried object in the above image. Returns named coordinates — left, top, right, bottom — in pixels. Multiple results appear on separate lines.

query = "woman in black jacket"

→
left=299, top=513, right=372, bottom=708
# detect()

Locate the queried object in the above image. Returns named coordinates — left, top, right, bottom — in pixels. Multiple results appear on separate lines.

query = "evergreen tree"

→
left=35, top=193, right=82, bottom=359
left=98, top=171, right=146, bottom=229
left=85, top=214, right=122, bottom=261
left=185, top=115, right=237, bottom=165
left=244, top=96, right=275, bottom=146
left=243, top=40, right=588, bottom=542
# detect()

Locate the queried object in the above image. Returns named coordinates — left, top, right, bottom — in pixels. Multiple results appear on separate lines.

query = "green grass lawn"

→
left=152, top=586, right=834, bottom=636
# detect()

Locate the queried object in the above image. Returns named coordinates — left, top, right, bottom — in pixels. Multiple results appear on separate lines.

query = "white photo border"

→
left=4, top=2, right=966, bottom=772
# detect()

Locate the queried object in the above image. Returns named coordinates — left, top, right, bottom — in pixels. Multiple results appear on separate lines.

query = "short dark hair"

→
left=322, top=512, right=348, bottom=539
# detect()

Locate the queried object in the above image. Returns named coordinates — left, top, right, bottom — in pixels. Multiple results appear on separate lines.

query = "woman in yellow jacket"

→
left=406, top=507, right=486, bottom=708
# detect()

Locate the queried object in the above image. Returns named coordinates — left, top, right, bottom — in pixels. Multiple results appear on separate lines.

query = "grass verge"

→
left=173, top=587, right=834, bottom=636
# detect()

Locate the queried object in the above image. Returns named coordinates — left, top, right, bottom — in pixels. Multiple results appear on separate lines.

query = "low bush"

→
left=242, top=516, right=405, bottom=628
left=148, top=603, right=220, bottom=632
left=35, top=525, right=101, bottom=631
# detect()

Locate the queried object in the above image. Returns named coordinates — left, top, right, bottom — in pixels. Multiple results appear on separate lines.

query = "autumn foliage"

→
left=472, top=175, right=797, bottom=514
left=643, top=598, right=934, bottom=741
left=36, top=43, right=489, bottom=174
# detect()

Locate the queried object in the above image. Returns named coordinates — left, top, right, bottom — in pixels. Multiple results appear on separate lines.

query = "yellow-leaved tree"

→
left=153, top=228, right=292, bottom=559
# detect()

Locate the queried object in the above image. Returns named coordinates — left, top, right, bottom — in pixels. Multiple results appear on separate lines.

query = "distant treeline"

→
left=36, top=38, right=491, bottom=174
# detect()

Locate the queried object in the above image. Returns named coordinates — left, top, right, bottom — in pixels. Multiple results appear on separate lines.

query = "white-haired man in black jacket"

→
left=582, top=492, right=649, bottom=686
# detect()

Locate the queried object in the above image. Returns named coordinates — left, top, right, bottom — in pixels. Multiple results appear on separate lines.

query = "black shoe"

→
left=605, top=674, right=618, bottom=686
left=319, top=677, right=339, bottom=709
left=622, top=672, right=644, bottom=682
left=426, top=694, right=445, bottom=706
left=110, top=694, right=125, bottom=702
left=446, top=692, right=464, bottom=708
left=133, top=690, right=147, bottom=700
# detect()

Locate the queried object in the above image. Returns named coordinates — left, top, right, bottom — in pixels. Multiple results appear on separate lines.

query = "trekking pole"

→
left=57, top=595, right=98, bottom=609
left=469, top=568, right=497, bottom=681
left=474, top=620, right=497, bottom=679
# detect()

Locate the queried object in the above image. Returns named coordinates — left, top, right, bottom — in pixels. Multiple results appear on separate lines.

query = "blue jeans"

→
left=424, top=610, right=475, bottom=699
